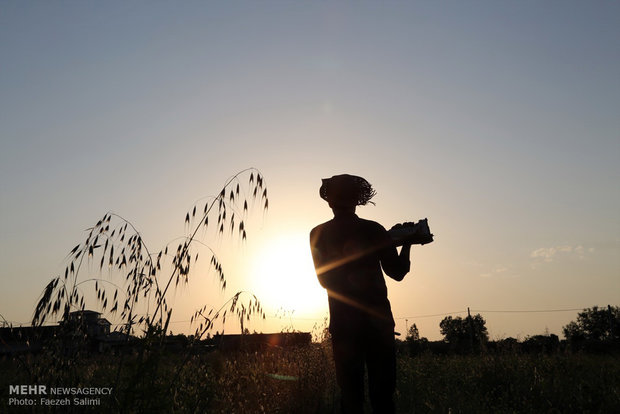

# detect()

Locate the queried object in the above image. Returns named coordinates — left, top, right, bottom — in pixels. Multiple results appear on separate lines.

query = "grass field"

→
left=2, top=344, right=619, bottom=413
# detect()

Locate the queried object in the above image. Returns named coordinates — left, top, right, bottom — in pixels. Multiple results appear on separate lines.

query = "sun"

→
left=247, top=233, right=328, bottom=316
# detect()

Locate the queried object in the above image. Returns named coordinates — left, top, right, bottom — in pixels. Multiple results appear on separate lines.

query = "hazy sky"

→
left=1, top=1, right=618, bottom=340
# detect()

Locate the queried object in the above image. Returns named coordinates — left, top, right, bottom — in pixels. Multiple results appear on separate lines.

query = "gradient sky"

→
left=1, top=1, right=619, bottom=340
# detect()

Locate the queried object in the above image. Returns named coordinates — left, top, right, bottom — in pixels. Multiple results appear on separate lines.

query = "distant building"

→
left=0, top=310, right=116, bottom=355
left=62, top=310, right=111, bottom=338
left=1, top=311, right=313, bottom=355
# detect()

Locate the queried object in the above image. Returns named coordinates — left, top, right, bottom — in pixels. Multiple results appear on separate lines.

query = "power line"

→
left=395, top=311, right=467, bottom=320
left=397, top=307, right=587, bottom=320
left=470, top=308, right=585, bottom=314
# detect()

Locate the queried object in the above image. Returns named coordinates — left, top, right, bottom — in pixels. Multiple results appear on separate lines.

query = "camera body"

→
left=388, top=218, right=434, bottom=246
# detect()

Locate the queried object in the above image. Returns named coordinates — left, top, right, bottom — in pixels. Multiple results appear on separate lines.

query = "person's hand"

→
left=400, top=243, right=412, bottom=257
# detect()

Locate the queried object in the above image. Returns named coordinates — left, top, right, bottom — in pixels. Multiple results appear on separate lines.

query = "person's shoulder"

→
left=357, top=217, right=388, bottom=233
left=357, top=217, right=385, bottom=229
left=310, top=219, right=333, bottom=236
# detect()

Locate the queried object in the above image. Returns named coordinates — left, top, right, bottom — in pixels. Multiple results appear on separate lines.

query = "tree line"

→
left=404, top=305, right=620, bottom=354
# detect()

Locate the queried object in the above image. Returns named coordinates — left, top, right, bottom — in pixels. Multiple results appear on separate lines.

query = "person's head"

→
left=319, top=174, right=376, bottom=215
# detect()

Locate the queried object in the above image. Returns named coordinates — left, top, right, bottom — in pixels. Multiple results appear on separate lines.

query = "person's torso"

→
left=313, top=215, right=394, bottom=331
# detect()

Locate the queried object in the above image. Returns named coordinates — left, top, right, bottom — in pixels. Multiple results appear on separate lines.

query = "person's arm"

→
left=310, top=227, right=331, bottom=289
left=379, top=226, right=412, bottom=281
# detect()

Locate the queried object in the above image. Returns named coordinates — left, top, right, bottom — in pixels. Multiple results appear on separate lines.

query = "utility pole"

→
left=608, top=305, right=615, bottom=341
left=467, top=307, right=475, bottom=352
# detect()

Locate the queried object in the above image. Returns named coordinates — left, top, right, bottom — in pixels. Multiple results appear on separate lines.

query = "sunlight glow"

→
left=248, top=233, right=327, bottom=316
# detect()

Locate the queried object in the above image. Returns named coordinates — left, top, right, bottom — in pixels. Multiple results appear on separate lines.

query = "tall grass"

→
left=6, top=168, right=269, bottom=411
left=2, top=346, right=619, bottom=413
left=32, top=168, right=268, bottom=338
left=396, top=352, right=620, bottom=413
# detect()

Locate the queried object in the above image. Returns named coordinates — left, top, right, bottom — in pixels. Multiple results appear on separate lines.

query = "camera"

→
left=388, top=218, right=434, bottom=246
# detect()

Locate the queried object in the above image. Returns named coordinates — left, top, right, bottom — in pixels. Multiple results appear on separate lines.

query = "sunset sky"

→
left=1, top=1, right=618, bottom=340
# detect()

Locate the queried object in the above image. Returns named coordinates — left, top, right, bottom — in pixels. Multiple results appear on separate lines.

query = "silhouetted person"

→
left=309, top=174, right=412, bottom=414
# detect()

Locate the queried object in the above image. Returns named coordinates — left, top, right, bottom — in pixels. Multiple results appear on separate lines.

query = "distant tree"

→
left=563, top=306, right=620, bottom=342
left=523, top=334, right=559, bottom=354
left=439, top=314, right=488, bottom=352
left=406, top=323, right=420, bottom=342
left=495, top=337, right=520, bottom=354
left=405, top=323, right=428, bottom=355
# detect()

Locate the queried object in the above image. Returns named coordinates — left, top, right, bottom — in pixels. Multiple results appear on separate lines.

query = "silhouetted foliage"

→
left=405, top=323, right=428, bottom=356
left=22, top=169, right=269, bottom=412
left=439, top=314, right=488, bottom=352
left=32, top=168, right=268, bottom=341
left=562, top=306, right=620, bottom=354
left=522, top=334, right=560, bottom=354
left=563, top=305, right=620, bottom=343
left=492, top=337, right=521, bottom=354
left=406, top=323, right=420, bottom=342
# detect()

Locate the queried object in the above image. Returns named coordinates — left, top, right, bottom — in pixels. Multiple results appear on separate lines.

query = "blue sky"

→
left=1, top=1, right=618, bottom=339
